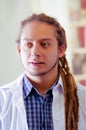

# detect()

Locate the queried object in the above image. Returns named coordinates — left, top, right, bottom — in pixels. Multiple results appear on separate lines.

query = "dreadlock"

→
left=16, top=13, right=79, bottom=130
left=59, top=56, right=79, bottom=130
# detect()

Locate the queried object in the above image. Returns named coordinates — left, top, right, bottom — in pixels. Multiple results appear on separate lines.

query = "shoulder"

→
left=0, top=80, right=17, bottom=101
left=77, top=83, right=86, bottom=97
left=0, top=73, right=25, bottom=90
left=77, top=83, right=86, bottom=108
left=0, top=81, right=16, bottom=90
left=0, top=74, right=24, bottom=115
left=0, top=81, right=15, bottom=116
left=0, top=73, right=25, bottom=100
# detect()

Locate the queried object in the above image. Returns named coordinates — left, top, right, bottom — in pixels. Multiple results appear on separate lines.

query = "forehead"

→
left=21, top=21, right=56, bottom=38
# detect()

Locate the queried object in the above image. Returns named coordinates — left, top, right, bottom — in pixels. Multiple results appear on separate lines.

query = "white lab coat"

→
left=0, top=73, right=86, bottom=130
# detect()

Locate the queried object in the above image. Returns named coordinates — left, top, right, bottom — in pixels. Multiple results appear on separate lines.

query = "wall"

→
left=0, top=0, right=68, bottom=85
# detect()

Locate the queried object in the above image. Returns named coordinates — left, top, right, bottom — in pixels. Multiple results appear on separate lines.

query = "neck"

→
left=26, top=67, right=58, bottom=95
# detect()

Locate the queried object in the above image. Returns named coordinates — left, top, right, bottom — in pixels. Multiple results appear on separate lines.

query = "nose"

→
left=31, top=43, right=41, bottom=58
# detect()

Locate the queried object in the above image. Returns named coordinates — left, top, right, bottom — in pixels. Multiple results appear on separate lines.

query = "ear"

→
left=58, top=44, right=65, bottom=58
left=17, top=44, right=21, bottom=56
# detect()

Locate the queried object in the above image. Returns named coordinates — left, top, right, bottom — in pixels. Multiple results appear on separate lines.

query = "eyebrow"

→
left=23, top=38, right=33, bottom=41
left=23, top=38, right=53, bottom=42
left=40, top=38, right=53, bottom=41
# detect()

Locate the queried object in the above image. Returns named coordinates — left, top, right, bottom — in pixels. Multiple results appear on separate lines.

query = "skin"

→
left=17, top=21, right=65, bottom=95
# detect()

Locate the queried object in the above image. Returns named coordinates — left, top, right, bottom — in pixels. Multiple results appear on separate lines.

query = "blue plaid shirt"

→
left=23, top=75, right=55, bottom=130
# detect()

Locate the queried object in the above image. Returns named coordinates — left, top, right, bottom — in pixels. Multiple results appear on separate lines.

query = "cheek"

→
left=20, top=49, right=29, bottom=62
left=21, top=46, right=30, bottom=56
left=47, top=51, right=58, bottom=62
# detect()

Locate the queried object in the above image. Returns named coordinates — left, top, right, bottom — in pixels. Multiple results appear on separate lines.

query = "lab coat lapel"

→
left=10, top=74, right=28, bottom=130
left=52, top=79, right=65, bottom=130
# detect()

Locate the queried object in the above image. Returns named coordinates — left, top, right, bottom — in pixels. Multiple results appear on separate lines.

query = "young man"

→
left=0, top=13, right=86, bottom=130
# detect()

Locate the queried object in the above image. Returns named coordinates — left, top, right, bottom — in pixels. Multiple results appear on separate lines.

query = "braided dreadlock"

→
left=16, top=13, right=79, bottom=130
left=59, top=56, right=79, bottom=130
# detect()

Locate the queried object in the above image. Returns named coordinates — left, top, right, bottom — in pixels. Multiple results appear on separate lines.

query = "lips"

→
left=29, top=61, right=45, bottom=66
left=30, top=61, right=44, bottom=64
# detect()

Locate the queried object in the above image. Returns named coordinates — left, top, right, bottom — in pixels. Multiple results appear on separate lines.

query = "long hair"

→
left=16, top=13, right=79, bottom=130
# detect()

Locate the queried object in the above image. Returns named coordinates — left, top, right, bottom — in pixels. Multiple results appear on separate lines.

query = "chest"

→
left=24, top=91, right=54, bottom=130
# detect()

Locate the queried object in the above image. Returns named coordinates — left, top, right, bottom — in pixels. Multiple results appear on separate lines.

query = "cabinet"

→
left=68, top=0, right=86, bottom=86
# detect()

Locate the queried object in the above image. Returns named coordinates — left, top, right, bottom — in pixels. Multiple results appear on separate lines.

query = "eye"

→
left=25, top=42, right=33, bottom=48
left=41, top=42, right=49, bottom=48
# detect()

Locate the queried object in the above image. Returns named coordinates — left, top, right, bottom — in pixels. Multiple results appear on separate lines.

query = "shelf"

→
left=68, top=0, right=86, bottom=86
left=74, top=74, right=86, bottom=80
left=70, top=21, right=86, bottom=27
left=73, top=48, right=86, bottom=53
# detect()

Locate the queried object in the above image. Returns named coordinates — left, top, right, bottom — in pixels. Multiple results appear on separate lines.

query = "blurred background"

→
left=0, top=0, right=86, bottom=86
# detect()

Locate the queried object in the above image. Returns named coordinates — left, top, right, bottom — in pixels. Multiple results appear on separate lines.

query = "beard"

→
left=28, top=59, right=58, bottom=76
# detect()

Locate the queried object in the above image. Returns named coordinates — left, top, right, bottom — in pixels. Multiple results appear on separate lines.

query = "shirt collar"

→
left=52, top=75, right=64, bottom=99
left=57, top=75, right=64, bottom=93
left=23, top=75, right=33, bottom=99
left=23, top=74, right=64, bottom=99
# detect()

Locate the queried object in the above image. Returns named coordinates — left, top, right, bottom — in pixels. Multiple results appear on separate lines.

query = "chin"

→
left=29, top=71, right=46, bottom=76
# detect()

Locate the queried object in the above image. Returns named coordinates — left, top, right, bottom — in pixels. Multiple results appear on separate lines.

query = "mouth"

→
left=29, top=61, right=45, bottom=66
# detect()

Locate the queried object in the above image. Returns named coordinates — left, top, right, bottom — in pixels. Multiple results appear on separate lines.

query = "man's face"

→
left=17, top=21, right=65, bottom=77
